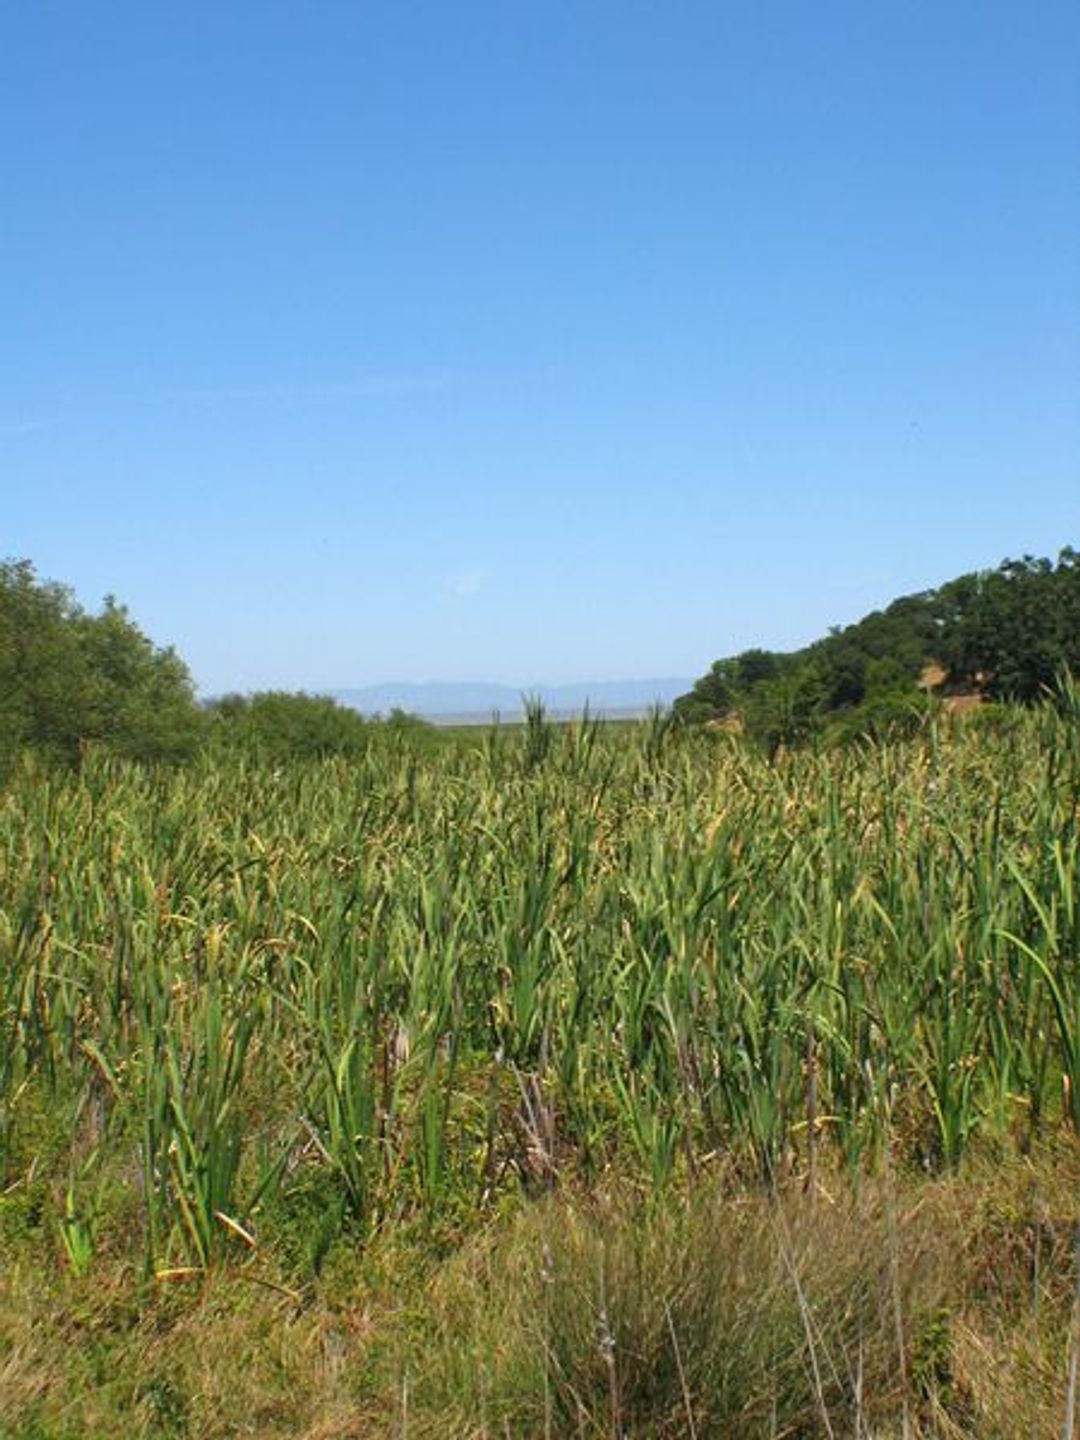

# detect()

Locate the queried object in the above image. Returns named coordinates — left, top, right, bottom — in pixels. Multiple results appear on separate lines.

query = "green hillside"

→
left=675, top=547, right=1080, bottom=748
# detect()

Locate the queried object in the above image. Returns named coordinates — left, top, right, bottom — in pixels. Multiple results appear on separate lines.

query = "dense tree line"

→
left=0, top=559, right=432, bottom=768
left=203, top=691, right=432, bottom=760
left=5, top=551, right=1075, bottom=769
left=675, top=548, right=1080, bottom=749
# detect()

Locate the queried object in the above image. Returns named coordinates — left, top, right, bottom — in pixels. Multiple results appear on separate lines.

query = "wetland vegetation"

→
left=2, top=557, right=1080, bottom=1435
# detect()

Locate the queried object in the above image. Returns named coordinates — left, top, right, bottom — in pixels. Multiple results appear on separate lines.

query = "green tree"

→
left=673, top=649, right=787, bottom=724
left=745, top=666, right=827, bottom=757
left=0, top=560, right=89, bottom=761
left=0, top=560, right=201, bottom=765
left=940, top=552, right=1080, bottom=701
left=75, top=599, right=202, bottom=761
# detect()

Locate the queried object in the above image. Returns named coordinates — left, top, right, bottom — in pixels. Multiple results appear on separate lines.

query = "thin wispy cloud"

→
left=447, top=566, right=488, bottom=599
left=0, top=418, right=59, bottom=436
left=170, top=376, right=449, bottom=404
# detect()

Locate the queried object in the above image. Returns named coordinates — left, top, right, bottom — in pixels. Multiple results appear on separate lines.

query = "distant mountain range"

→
left=330, top=678, right=693, bottom=725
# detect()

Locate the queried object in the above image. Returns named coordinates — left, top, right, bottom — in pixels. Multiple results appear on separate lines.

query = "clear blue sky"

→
left=3, top=2, right=1078, bottom=694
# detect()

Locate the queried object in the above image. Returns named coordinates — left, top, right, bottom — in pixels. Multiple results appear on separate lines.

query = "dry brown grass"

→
left=3, top=1147, right=1077, bottom=1438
